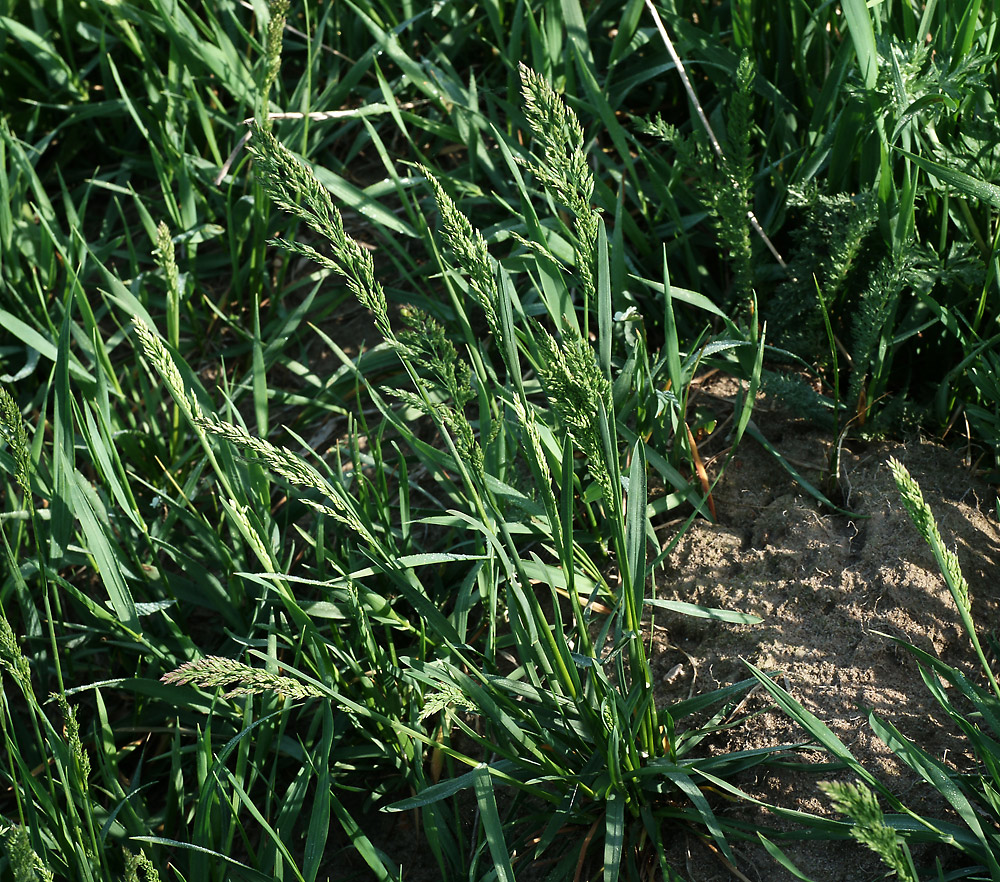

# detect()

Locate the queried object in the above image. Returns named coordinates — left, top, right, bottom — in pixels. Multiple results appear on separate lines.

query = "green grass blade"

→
left=757, top=834, right=819, bottom=881
left=744, top=662, right=883, bottom=791
left=0, top=15, right=83, bottom=98
left=743, top=422, right=857, bottom=516
left=625, top=439, right=647, bottom=612
left=301, top=704, right=334, bottom=882
left=131, top=837, right=272, bottom=881
left=841, top=0, right=878, bottom=90
left=603, top=789, right=625, bottom=882
left=660, top=250, right=683, bottom=399
left=644, top=598, right=761, bottom=624
left=65, top=465, right=139, bottom=632
left=597, top=217, right=612, bottom=380
left=956, top=0, right=985, bottom=58
left=328, top=789, right=395, bottom=882
left=896, top=147, right=1000, bottom=210
left=473, top=765, right=516, bottom=882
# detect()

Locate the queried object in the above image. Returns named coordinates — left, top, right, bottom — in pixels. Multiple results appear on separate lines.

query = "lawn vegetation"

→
left=0, top=0, right=998, bottom=879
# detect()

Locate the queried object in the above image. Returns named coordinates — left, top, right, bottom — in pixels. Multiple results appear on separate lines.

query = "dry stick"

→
left=214, top=103, right=427, bottom=185
left=685, top=422, right=717, bottom=520
left=643, top=0, right=787, bottom=269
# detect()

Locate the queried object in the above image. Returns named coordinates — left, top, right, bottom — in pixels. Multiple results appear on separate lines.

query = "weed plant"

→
left=1, top=0, right=999, bottom=879
left=135, top=64, right=769, bottom=880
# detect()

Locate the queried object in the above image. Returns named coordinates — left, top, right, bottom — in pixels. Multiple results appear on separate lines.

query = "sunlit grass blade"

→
left=895, top=147, right=1000, bottom=210
left=473, top=766, right=516, bottom=882
left=743, top=661, right=884, bottom=792
left=841, top=0, right=878, bottom=90
left=603, top=789, right=625, bottom=882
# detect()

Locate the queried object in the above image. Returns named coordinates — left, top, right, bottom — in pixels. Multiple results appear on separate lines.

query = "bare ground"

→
left=649, top=386, right=1000, bottom=881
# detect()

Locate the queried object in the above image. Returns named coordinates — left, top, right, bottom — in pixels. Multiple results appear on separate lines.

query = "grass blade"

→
left=473, top=765, right=516, bottom=882
left=603, top=789, right=625, bottom=882
left=895, top=146, right=1000, bottom=210
left=841, top=0, right=878, bottom=90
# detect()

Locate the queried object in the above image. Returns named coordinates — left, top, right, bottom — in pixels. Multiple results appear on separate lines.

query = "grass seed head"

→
left=162, top=655, right=324, bottom=701
left=248, top=124, right=392, bottom=340
left=132, top=318, right=203, bottom=422
left=535, top=328, right=613, bottom=501
left=888, top=457, right=971, bottom=613
left=0, top=823, right=53, bottom=882
left=819, top=779, right=917, bottom=881
left=0, top=387, right=31, bottom=494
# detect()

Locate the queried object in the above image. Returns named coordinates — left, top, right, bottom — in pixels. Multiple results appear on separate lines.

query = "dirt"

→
left=648, top=381, right=1000, bottom=881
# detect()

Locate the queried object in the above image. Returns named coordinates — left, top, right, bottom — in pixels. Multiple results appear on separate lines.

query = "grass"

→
left=0, top=0, right=999, bottom=879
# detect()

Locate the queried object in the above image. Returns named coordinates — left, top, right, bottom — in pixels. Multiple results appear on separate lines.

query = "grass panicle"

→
left=888, top=457, right=973, bottom=619
left=0, top=387, right=31, bottom=494
left=122, top=849, right=160, bottom=882
left=517, top=62, right=600, bottom=307
left=247, top=123, right=393, bottom=341
left=393, top=306, right=483, bottom=476
left=131, top=317, right=203, bottom=423
left=261, top=0, right=290, bottom=127
left=195, top=413, right=377, bottom=544
left=818, top=779, right=918, bottom=882
left=52, top=692, right=90, bottom=789
left=153, top=221, right=181, bottom=350
left=534, top=327, right=614, bottom=502
left=0, top=611, right=31, bottom=688
left=162, top=656, right=326, bottom=701
left=421, top=166, right=501, bottom=341
left=0, top=823, right=54, bottom=882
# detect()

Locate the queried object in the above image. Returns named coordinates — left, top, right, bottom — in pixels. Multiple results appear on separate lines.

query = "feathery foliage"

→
left=818, top=779, right=918, bottom=882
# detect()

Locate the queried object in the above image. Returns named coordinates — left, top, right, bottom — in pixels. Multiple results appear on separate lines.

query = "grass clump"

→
left=2, top=0, right=1000, bottom=878
left=140, top=63, right=768, bottom=879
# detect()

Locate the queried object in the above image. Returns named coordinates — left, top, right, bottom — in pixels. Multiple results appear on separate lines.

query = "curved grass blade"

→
left=645, top=598, right=761, bottom=624
left=895, top=147, right=1000, bottom=210
left=743, top=421, right=858, bottom=516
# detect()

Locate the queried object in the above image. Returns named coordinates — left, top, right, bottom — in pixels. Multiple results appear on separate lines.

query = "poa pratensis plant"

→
left=143, top=65, right=771, bottom=879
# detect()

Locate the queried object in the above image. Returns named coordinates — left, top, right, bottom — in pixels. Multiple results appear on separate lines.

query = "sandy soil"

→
left=648, top=383, right=1000, bottom=881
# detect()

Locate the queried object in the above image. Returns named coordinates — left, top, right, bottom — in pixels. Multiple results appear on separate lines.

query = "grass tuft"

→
left=2, top=0, right=999, bottom=877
